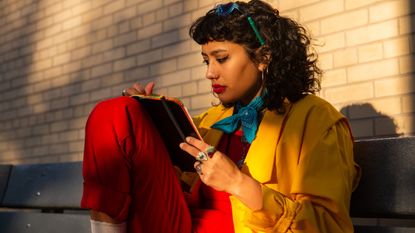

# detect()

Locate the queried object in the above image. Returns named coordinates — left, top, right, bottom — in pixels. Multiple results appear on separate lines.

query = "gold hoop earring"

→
left=261, top=69, right=267, bottom=83
left=210, top=89, right=221, bottom=106
left=262, top=68, right=269, bottom=96
left=211, top=88, right=219, bottom=98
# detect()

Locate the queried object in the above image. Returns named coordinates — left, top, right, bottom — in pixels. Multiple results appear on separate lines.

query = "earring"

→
left=212, top=88, right=219, bottom=98
left=210, top=90, right=221, bottom=106
left=261, top=67, right=269, bottom=82
left=261, top=68, right=269, bottom=96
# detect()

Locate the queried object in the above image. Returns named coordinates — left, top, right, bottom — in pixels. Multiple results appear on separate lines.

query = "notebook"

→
left=132, top=94, right=202, bottom=172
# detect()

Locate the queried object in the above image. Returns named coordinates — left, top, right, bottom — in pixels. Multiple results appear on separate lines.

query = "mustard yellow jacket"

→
left=193, top=95, right=360, bottom=233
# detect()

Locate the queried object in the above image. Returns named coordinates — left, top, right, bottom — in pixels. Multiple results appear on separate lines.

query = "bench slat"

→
left=0, top=212, right=90, bottom=233
left=351, top=137, right=415, bottom=218
left=2, top=162, right=83, bottom=209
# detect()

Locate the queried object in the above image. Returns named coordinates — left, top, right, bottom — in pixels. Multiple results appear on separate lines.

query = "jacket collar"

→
left=199, top=105, right=233, bottom=147
left=199, top=105, right=288, bottom=183
left=243, top=110, right=286, bottom=183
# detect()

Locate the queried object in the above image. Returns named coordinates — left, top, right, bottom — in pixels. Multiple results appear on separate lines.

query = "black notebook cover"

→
left=132, top=95, right=202, bottom=172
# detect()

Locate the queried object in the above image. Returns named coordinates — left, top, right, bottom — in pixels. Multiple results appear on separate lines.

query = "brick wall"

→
left=278, top=0, right=415, bottom=139
left=0, top=0, right=414, bottom=164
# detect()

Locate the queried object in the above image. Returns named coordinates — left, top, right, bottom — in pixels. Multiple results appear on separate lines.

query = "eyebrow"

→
left=201, top=49, right=228, bottom=56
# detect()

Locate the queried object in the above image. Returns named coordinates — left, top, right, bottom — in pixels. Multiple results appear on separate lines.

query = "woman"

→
left=81, top=1, right=360, bottom=232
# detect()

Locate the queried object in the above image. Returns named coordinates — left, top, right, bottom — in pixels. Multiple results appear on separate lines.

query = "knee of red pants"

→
left=88, top=96, right=144, bottom=126
left=82, top=96, right=159, bottom=221
left=85, top=97, right=192, bottom=231
left=86, top=96, right=148, bottom=148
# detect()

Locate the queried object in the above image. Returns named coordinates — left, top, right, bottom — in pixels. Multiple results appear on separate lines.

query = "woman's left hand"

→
left=179, top=137, right=242, bottom=194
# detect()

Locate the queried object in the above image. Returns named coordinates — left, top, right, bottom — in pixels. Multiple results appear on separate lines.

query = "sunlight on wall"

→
left=274, top=0, right=415, bottom=137
left=0, top=140, right=20, bottom=163
left=1, top=0, right=414, bottom=164
left=27, top=1, right=89, bottom=113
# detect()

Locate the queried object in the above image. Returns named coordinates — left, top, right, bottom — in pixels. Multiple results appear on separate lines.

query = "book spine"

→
left=160, top=97, right=186, bottom=141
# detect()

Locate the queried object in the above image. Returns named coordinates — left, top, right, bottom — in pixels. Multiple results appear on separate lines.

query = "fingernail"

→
left=186, top=137, right=191, bottom=142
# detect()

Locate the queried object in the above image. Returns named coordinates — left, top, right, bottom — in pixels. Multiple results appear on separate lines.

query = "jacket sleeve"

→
left=239, top=119, right=360, bottom=232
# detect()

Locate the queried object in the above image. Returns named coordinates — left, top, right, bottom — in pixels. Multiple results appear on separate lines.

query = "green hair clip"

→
left=215, top=2, right=266, bottom=46
left=247, top=16, right=265, bottom=46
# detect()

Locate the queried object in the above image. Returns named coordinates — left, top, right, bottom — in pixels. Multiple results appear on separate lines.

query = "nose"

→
left=205, top=63, right=219, bottom=80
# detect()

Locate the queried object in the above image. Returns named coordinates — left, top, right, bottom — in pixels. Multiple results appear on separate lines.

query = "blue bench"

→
left=351, top=137, right=415, bottom=232
left=0, top=162, right=90, bottom=233
left=0, top=137, right=414, bottom=232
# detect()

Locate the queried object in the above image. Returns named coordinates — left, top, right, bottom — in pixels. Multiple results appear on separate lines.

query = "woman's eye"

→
left=217, top=56, right=228, bottom=63
left=202, top=56, right=227, bottom=65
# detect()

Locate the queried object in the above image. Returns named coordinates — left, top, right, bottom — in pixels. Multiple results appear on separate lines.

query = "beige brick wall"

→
left=0, top=0, right=414, bottom=164
left=276, top=0, right=415, bottom=139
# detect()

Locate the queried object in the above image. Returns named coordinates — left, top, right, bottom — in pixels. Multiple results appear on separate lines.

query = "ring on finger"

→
left=205, top=145, right=216, bottom=157
left=195, top=163, right=203, bottom=175
left=197, top=151, right=209, bottom=161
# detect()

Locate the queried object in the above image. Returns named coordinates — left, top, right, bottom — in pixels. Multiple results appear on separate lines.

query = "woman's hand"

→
left=180, top=136, right=264, bottom=210
left=122, top=82, right=155, bottom=96
left=180, top=137, right=242, bottom=193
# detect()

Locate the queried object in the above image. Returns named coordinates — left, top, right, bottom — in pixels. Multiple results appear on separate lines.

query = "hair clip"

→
left=215, top=2, right=265, bottom=46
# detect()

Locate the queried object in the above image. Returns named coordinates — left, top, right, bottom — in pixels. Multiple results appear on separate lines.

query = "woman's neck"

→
left=240, top=85, right=264, bottom=106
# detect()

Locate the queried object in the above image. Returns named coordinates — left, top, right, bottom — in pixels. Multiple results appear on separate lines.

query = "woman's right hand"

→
left=122, top=82, right=155, bottom=96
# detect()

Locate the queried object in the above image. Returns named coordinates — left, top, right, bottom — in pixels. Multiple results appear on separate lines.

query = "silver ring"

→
left=195, top=163, right=202, bottom=175
left=121, top=89, right=127, bottom=96
left=197, top=151, right=209, bottom=161
left=206, top=145, right=216, bottom=157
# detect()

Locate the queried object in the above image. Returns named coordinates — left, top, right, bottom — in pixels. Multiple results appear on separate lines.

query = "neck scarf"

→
left=211, top=95, right=265, bottom=143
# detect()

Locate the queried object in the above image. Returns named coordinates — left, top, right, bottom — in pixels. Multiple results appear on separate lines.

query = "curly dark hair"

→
left=189, top=0, right=321, bottom=112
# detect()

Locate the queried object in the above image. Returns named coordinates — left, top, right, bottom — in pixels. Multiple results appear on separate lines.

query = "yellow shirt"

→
left=193, top=95, right=360, bottom=233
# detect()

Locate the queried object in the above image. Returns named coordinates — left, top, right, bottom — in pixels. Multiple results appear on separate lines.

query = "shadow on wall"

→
left=1, top=0, right=94, bottom=164
left=1, top=0, right=194, bottom=163
left=0, top=1, right=42, bottom=163
left=340, top=103, right=402, bottom=139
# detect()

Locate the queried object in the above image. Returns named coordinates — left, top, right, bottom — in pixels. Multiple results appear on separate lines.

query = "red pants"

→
left=81, top=97, right=234, bottom=233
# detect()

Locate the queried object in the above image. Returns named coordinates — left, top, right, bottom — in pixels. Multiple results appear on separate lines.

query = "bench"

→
left=0, top=162, right=90, bottom=233
left=0, top=137, right=414, bottom=232
left=351, top=136, right=415, bottom=232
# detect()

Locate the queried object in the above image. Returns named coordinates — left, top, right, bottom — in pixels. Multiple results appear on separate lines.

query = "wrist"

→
left=228, top=169, right=245, bottom=196
left=228, top=171, right=263, bottom=211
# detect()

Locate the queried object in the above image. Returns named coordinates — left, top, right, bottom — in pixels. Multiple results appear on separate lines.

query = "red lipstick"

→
left=212, top=84, right=226, bottom=94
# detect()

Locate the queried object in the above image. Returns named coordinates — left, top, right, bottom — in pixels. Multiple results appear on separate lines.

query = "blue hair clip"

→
left=215, top=2, right=240, bottom=16
left=215, top=2, right=265, bottom=46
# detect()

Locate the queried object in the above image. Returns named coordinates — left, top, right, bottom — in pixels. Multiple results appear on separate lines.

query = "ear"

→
left=258, top=61, right=269, bottom=72
left=256, top=46, right=271, bottom=72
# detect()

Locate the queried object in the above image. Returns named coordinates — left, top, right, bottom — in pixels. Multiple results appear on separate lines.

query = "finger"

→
left=194, top=161, right=203, bottom=175
left=185, top=137, right=207, bottom=151
left=124, top=87, right=141, bottom=96
left=194, top=161, right=202, bottom=168
left=145, top=82, right=155, bottom=95
left=133, top=83, right=145, bottom=94
left=179, top=142, right=201, bottom=159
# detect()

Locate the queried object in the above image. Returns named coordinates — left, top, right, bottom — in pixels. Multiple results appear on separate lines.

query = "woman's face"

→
left=201, top=41, right=263, bottom=105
